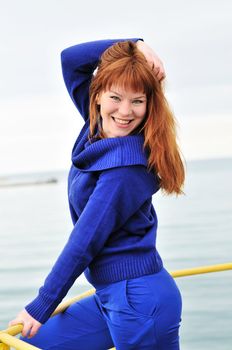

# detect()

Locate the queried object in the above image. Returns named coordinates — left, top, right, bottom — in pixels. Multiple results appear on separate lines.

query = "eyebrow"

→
left=109, top=90, right=146, bottom=99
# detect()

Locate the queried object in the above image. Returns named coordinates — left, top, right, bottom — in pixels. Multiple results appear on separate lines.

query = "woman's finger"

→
left=21, top=322, right=33, bottom=338
left=159, top=72, right=166, bottom=81
left=27, top=323, right=41, bottom=339
left=9, top=309, right=42, bottom=339
left=152, top=65, right=165, bottom=82
left=9, top=318, right=33, bottom=338
left=156, top=69, right=166, bottom=82
left=149, top=58, right=166, bottom=81
left=8, top=318, right=22, bottom=327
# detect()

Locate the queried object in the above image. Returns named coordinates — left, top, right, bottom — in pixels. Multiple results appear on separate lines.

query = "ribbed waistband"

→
left=85, top=250, right=163, bottom=290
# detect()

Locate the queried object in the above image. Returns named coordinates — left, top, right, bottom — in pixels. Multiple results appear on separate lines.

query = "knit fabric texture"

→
left=25, top=38, right=163, bottom=324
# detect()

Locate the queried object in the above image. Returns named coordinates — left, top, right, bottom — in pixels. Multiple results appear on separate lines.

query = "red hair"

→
left=89, top=40, right=185, bottom=195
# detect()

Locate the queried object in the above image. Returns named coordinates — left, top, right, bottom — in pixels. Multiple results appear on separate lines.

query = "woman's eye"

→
left=133, top=100, right=144, bottom=104
left=110, top=96, right=120, bottom=102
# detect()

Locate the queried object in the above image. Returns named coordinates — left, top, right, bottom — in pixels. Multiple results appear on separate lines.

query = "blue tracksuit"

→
left=22, top=38, right=182, bottom=349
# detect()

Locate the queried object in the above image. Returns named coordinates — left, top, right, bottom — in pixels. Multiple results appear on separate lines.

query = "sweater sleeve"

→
left=61, top=38, right=143, bottom=121
left=25, top=165, right=158, bottom=323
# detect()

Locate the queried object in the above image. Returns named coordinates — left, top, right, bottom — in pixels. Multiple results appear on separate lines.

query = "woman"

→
left=9, top=38, right=185, bottom=349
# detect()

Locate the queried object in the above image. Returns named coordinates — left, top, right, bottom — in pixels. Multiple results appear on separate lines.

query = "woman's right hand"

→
left=8, top=309, right=42, bottom=339
left=136, top=40, right=166, bottom=82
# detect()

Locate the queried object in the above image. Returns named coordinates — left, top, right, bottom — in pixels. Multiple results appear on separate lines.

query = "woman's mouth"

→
left=111, top=116, right=133, bottom=127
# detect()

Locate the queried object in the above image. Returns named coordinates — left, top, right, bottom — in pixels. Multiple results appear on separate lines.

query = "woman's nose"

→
left=118, top=101, right=132, bottom=117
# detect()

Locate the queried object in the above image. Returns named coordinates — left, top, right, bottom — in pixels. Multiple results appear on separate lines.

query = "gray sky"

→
left=0, top=0, right=231, bottom=174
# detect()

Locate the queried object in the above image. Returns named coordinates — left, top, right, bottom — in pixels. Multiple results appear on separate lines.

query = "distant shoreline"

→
left=1, top=157, right=232, bottom=177
left=0, top=157, right=232, bottom=187
left=0, top=178, right=58, bottom=188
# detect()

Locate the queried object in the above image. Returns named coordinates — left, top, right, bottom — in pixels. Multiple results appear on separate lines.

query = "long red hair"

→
left=89, top=40, right=185, bottom=195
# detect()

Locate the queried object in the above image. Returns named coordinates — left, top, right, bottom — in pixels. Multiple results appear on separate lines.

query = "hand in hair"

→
left=136, top=40, right=166, bottom=82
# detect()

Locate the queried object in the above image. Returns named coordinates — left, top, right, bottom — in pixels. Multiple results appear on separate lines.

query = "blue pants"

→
left=21, top=268, right=182, bottom=349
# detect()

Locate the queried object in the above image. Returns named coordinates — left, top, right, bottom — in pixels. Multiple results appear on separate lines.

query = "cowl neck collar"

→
left=71, top=120, right=148, bottom=172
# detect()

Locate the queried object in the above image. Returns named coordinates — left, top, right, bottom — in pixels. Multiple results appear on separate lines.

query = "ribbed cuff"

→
left=25, top=291, right=60, bottom=324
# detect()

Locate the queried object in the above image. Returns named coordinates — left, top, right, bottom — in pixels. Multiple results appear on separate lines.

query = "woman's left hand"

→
left=136, top=40, right=166, bottom=82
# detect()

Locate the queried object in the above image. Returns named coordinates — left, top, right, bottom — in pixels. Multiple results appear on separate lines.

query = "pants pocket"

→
left=124, top=276, right=158, bottom=318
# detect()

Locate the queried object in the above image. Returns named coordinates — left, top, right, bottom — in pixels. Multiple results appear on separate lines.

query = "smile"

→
left=111, top=116, right=133, bottom=125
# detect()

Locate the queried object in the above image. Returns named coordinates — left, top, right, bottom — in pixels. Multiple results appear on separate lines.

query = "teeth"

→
left=113, top=117, right=132, bottom=125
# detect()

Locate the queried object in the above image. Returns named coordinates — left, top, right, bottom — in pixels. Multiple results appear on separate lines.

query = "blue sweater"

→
left=25, top=39, right=163, bottom=324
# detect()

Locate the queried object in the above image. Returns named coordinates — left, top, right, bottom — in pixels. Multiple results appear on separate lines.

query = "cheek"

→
left=100, top=101, right=116, bottom=115
left=136, top=105, right=147, bottom=119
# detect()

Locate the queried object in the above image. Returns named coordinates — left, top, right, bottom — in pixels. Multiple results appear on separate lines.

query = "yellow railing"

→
left=1, top=262, right=232, bottom=350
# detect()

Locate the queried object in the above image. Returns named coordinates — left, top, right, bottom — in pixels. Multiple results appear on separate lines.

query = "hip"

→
left=94, top=267, right=182, bottom=319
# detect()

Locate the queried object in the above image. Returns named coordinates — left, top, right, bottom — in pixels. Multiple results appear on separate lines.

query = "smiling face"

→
left=96, top=85, right=147, bottom=138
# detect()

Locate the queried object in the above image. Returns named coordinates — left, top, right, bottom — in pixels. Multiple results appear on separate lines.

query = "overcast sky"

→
left=0, top=0, right=231, bottom=174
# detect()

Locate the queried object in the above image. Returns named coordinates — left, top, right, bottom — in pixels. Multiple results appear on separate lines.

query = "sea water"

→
left=0, top=158, right=232, bottom=349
